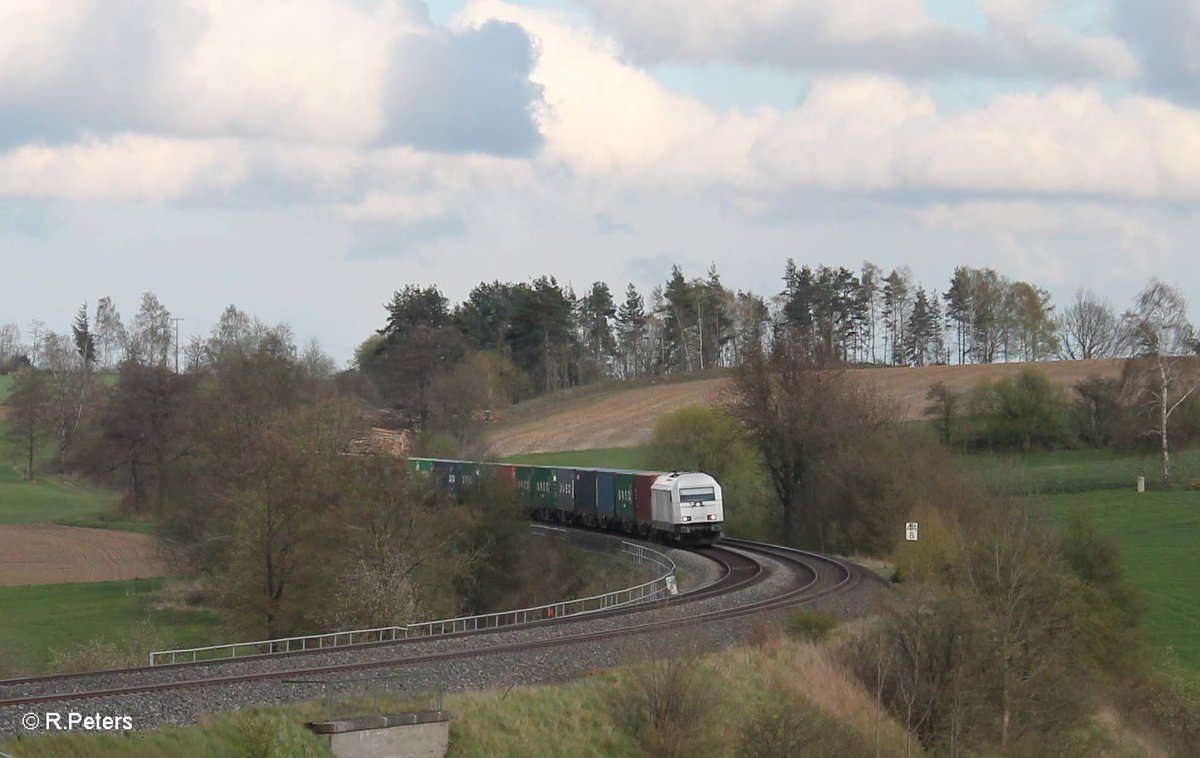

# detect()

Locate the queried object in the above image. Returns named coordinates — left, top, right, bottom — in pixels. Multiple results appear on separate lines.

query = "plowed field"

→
left=0, top=524, right=168, bottom=586
left=484, top=359, right=1126, bottom=456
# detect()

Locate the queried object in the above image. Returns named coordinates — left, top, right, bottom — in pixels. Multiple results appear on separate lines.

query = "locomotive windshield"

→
left=679, top=487, right=715, bottom=502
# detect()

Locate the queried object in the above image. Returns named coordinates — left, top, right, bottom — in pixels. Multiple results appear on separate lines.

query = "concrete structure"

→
left=307, top=711, right=450, bottom=758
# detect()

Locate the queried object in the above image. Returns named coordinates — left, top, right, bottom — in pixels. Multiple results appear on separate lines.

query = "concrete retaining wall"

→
left=308, top=711, right=449, bottom=758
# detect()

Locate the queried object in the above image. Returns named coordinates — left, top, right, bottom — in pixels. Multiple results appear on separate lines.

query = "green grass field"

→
left=0, top=578, right=220, bottom=672
left=1040, top=489, right=1200, bottom=677
left=0, top=417, right=139, bottom=528
left=964, top=447, right=1200, bottom=494
left=500, top=446, right=656, bottom=470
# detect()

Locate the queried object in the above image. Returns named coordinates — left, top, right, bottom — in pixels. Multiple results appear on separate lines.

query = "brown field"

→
left=0, top=525, right=168, bottom=586
left=484, top=359, right=1126, bottom=456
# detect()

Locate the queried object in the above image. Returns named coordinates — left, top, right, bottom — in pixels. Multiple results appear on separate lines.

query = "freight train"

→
left=405, top=458, right=725, bottom=546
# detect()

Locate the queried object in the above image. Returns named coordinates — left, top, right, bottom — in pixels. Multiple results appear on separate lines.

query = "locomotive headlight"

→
left=682, top=516, right=692, bottom=523
left=707, top=514, right=717, bottom=520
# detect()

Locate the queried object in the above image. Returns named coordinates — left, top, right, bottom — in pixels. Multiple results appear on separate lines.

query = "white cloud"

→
left=461, top=3, right=1200, bottom=202
left=912, top=201, right=1176, bottom=283
left=1115, top=0, right=1200, bottom=105
left=577, top=0, right=1137, bottom=80
left=457, top=1, right=769, bottom=185
left=753, top=82, right=1200, bottom=200
left=0, top=133, right=246, bottom=201
left=0, top=0, right=541, bottom=151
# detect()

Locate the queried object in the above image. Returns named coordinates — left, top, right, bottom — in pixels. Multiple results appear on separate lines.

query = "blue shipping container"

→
left=574, top=470, right=597, bottom=517
left=596, top=471, right=616, bottom=518
left=433, top=460, right=461, bottom=496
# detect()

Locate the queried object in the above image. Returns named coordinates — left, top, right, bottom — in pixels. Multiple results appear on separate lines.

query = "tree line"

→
left=345, top=261, right=1195, bottom=446
left=2, top=300, right=625, bottom=642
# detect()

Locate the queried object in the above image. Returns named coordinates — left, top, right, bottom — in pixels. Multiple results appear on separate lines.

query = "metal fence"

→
left=149, top=539, right=675, bottom=665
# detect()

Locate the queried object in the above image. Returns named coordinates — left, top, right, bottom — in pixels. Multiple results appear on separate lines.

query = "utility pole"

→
left=171, top=317, right=185, bottom=373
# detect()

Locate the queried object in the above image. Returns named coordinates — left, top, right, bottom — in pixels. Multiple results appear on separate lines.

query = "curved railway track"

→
left=0, top=539, right=872, bottom=731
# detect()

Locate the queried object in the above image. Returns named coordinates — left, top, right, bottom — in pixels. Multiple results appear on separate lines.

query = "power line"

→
left=171, top=317, right=185, bottom=373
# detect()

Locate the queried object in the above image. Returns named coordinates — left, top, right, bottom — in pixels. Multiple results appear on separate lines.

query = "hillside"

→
left=484, top=359, right=1126, bottom=456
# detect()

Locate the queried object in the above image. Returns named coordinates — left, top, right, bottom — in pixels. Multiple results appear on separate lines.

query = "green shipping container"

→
left=516, top=465, right=534, bottom=503
left=416, top=459, right=434, bottom=472
left=615, top=473, right=635, bottom=520
left=530, top=467, right=556, bottom=508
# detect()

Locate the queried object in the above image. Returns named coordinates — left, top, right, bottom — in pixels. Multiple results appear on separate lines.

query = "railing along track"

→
left=0, top=540, right=860, bottom=712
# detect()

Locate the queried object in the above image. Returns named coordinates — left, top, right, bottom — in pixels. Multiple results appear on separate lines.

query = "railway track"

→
left=0, top=539, right=872, bottom=731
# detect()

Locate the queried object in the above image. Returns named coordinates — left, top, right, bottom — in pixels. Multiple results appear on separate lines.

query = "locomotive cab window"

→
left=679, top=487, right=714, bottom=503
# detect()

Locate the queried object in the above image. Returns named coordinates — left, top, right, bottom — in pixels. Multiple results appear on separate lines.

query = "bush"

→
left=418, top=430, right=460, bottom=459
left=1141, top=649, right=1200, bottom=754
left=232, top=709, right=327, bottom=758
left=48, top=618, right=171, bottom=674
left=606, top=652, right=718, bottom=758
left=968, top=369, right=1070, bottom=451
left=785, top=610, right=837, bottom=642
left=738, top=697, right=873, bottom=758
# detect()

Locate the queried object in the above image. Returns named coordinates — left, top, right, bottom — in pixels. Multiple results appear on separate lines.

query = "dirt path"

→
left=0, top=525, right=168, bottom=586
left=484, top=359, right=1126, bottom=457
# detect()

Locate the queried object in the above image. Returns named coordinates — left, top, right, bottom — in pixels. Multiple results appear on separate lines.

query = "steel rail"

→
left=0, top=539, right=745, bottom=691
left=0, top=542, right=858, bottom=711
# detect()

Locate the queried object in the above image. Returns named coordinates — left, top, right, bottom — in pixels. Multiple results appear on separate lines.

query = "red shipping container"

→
left=494, top=464, right=517, bottom=490
left=633, top=474, right=657, bottom=529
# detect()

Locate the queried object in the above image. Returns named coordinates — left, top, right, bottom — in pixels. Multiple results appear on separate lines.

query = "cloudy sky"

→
left=2, top=0, right=1199, bottom=362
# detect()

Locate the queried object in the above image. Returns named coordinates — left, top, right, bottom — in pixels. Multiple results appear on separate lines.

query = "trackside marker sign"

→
left=905, top=522, right=919, bottom=541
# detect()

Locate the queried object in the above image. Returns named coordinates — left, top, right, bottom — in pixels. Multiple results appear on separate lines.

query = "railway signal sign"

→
left=905, top=522, right=919, bottom=541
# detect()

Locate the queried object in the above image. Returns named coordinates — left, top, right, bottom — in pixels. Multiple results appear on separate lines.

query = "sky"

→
left=2, top=0, right=1199, bottom=364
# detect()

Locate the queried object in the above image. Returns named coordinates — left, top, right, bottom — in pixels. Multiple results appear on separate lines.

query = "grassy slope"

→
left=0, top=709, right=330, bottom=757
left=2, top=639, right=917, bottom=758
left=0, top=578, right=219, bottom=672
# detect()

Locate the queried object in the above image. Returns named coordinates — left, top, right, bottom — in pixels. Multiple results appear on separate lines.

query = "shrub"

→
left=968, top=369, right=1070, bottom=451
left=738, top=696, right=873, bottom=758
left=232, top=709, right=327, bottom=758
left=746, top=614, right=785, bottom=654
left=606, top=652, right=718, bottom=758
left=785, top=610, right=837, bottom=642
left=48, top=618, right=171, bottom=674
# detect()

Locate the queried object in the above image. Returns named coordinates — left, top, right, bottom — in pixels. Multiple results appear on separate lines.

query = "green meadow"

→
left=0, top=578, right=219, bottom=673
left=1039, top=489, right=1200, bottom=676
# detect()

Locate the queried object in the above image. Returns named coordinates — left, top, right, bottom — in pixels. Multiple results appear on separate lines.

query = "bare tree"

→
left=1125, top=280, right=1200, bottom=486
left=93, top=297, right=126, bottom=370
left=3, top=368, right=51, bottom=480
left=0, top=322, right=21, bottom=368
left=726, top=336, right=896, bottom=548
left=300, top=337, right=337, bottom=379
left=27, top=319, right=45, bottom=368
left=1056, top=289, right=1121, bottom=360
left=130, top=292, right=172, bottom=367
left=42, top=331, right=84, bottom=470
left=183, top=335, right=207, bottom=376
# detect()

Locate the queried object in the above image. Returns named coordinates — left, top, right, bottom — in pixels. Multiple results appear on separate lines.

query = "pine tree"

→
left=616, top=284, right=647, bottom=377
left=578, top=282, right=617, bottom=382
